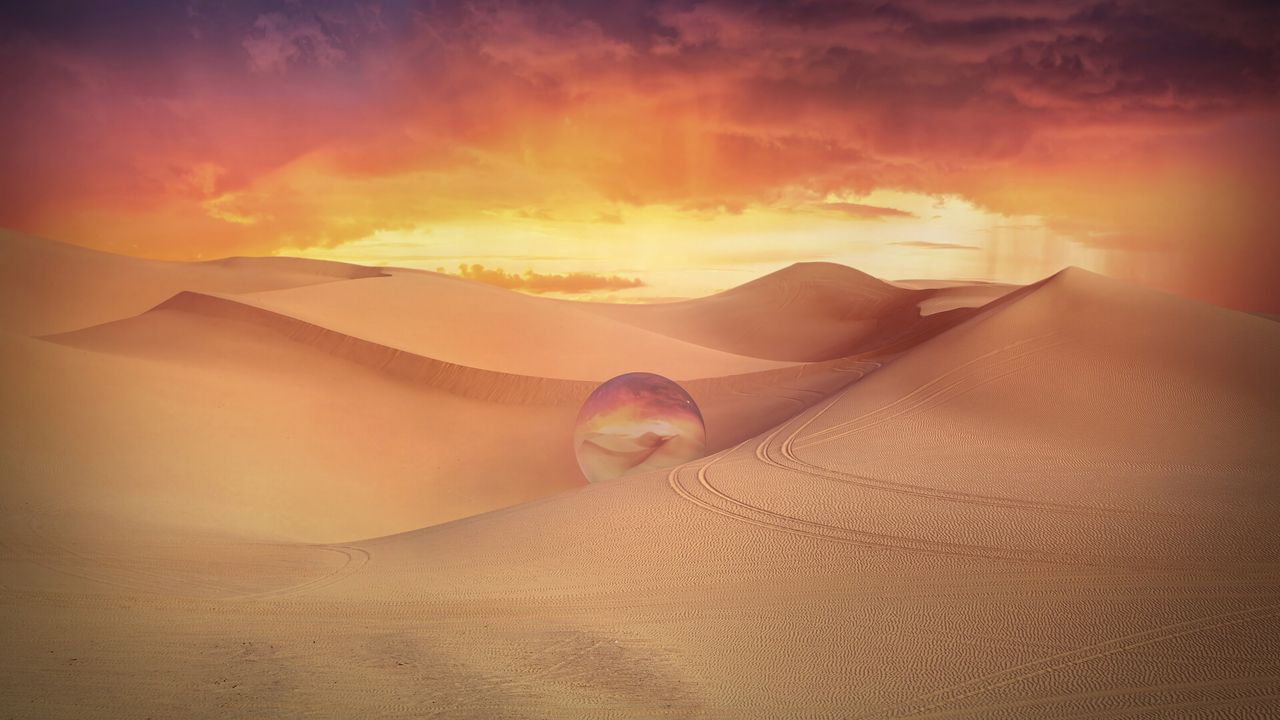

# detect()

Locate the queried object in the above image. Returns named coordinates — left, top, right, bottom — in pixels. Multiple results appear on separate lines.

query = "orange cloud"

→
left=0, top=1, right=1278, bottom=308
left=445, top=264, right=645, bottom=295
left=892, top=240, right=979, bottom=251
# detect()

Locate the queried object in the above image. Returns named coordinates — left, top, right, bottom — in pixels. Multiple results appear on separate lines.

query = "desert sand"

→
left=2, top=231, right=1278, bottom=718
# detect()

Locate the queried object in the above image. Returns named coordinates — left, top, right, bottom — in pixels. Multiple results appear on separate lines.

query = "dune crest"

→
left=49, top=289, right=886, bottom=410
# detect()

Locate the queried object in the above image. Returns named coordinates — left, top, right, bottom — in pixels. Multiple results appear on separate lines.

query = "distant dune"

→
left=2, top=232, right=1278, bottom=718
left=583, top=261, right=923, bottom=361
left=197, top=271, right=793, bottom=380
left=0, top=230, right=385, bottom=336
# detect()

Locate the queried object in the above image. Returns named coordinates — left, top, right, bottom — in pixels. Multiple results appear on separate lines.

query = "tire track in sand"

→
left=669, top=442, right=1148, bottom=568
left=667, top=337, right=1179, bottom=566
left=903, top=676, right=1280, bottom=720
left=229, top=545, right=371, bottom=602
left=861, top=601, right=1280, bottom=719
left=758, top=331, right=1168, bottom=519
left=797, top=332, right=1066, bottom=446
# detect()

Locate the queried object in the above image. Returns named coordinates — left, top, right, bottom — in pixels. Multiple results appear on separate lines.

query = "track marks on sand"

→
left=668, top=332, right=1175, bottom=567
left=764, top=390, right=1170, bottom=521
left=669, top=443, right=1144, bottom=568
left=863, top=601, right=1280, bottom=719
left=229, top=545, right=371, bottom=602
left=796, top=332, right=1066, bottom=448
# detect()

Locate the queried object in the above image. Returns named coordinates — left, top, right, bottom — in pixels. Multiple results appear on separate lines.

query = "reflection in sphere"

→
left=573, top=372, right=706, bottom=483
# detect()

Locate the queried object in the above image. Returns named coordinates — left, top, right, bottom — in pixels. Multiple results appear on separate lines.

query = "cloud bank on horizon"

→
left=446, top=263, right=645, bottom=294
left=1, top=1, right=1278, bottom=308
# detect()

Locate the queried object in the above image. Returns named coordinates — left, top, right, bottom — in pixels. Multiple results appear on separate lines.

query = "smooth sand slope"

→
left=2, top=233, right=1278, bottom=718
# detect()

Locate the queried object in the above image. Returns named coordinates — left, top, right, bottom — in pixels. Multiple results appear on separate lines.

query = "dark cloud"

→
left=242, top=10, right=348, bottom=73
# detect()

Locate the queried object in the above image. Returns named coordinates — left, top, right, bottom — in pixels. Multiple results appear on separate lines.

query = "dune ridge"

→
left=216, top=273, right=796, bottom=379
left=50, top=289, right=890, bottom=409
left=201, top=255, right=387, bottom=280
left=67, top=289, right=600, bottom=406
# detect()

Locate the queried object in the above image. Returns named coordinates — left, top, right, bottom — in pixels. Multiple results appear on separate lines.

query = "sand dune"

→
left=915, top=282, right=1017, bottom=316
left=3, top=233, right=1278, bottom=718
left=46, top=282, right=889, bottom=429
left=0, top=230, right=384, bottom=336
left=2, top=326, right=587, bottom=541
left=324, top=267, right=1280, bottom=717
left=212, top=271, right=794, bottom=380
left=11, top=233, right=908, bottom=542
left=581, top=261, right=925, bottom=361
left=22, top=304, right=866, bottom=542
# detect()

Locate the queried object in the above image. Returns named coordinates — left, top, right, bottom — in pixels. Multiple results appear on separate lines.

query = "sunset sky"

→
left=2, top=1, right=1278, bottom=308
